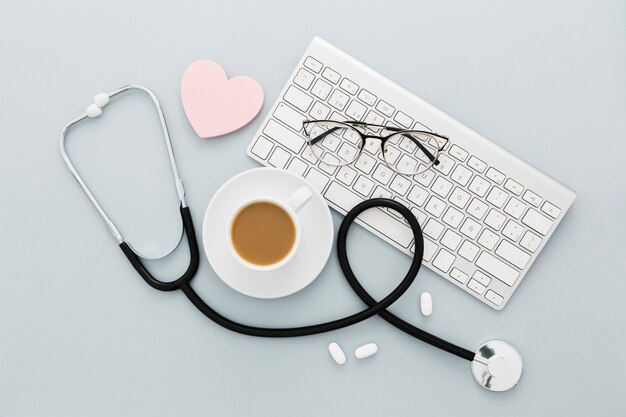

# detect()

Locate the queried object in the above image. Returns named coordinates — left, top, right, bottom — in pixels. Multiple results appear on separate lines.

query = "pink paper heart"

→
left=181, top=60, right=264, bottom=138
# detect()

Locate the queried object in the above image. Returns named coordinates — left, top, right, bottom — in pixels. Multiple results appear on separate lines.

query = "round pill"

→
left=354, top=342, right=378, bottom=359
left=328, top=342, right=346, bottom=365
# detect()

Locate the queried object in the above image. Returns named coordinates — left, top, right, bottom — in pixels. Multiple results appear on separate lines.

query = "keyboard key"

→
left=468, top=176, right=491, bottom=197
left=485, top=290, right=504, bottom=306
left=304, top=168, right=329, bottom=193
left=358, top=89, right=377, bottom=106
left=522, top=209, right=553, bottom=236
left=459, top=241, right=480, bottom=262
left=504, top=197, right=527, bottom=219
left=416, top=170, right=436, bottom=187
left=354, top=175, right=375, bottom=197
left=345, top=100, right=367, bottom=121
left=450, top=164, right=472, bottom=186
left=389, top=175, right=411, bottom=196
left=475, top=252, right=520, bottom=286
left=467, top=156, right=487, bottom=173
left=330, top=111, right=347, bottom=121
left=441, top=230, right=463, bottom=251
left=337, top=142, right=359, bottom=163
left=319, top=161, right=337, bottom=175
left=478, top=229, right=499, bottom=250
left=274, top=102, right=304, bottom=131
left=472, top=270, right=492, bottom=286
left=502, top=220, right=524, bottom=241
left=467, top=198, right=488, bottom=219
left=250, top=136, right=273, bottom=159
left=309, top=101, right=331, bottom=119
left=449, top=145, right=468, bottom=161
left=449, top=187, right=471, bottom=209
left=355, top=153, right=376, bottom=174
left=394, top=111, right=414, bottom=128
left=442, top=207, right=464, bottom=228
left=523, top=190, right=542, bottom=207
left=410, top=208, right=427, bottom=225
left=322, top=67, right=340, bottom=84
left=397, top=154, right=418, bottom=173
left=284, top=86, right=313, bottom=112
left=425, top=196, right=446, bottom=217
left=311, top=79, right=332, bottom=100
left=294, top=68, right=315, bottom=89
left=335, top=166, right=357, bottom=186
left=485, top=167, right=505, bottom=184
left=424, top=219, right=445, bottom=240
left=433, top=154, right=455, bottom=175
left=460, top=218, right=481, bottom=239
left=450, top=268, right=469, bottom=284
left=504, top=178, right=524, bottom=195
left=486, top=187, right=509, bottom=209
left=541, top=201, right=562, bottom=218
left=372, top=164, right=394, bottom=185
left=412, top=238, right=438, bottom=262
left=407, top=185, right=429, bottom=206
left=496, top=240, right=531, bottom=269
left=467, top=279, right=486, bottom=295
left=376, top=100, right=395, bottom=117
left=363, top=138, right=379, bottom=154
left=286, top=157, right=308, bottom=176
left=431, top=177, right=453, bottom=198
left=303, top=56, right=323, bottom=73
left=519, top=230, right=542, bottom=253
left=301, top=146, right=318, bottom=164
left=268, top=147, right=290, bottom=168
left=433, top=249, right=456, bottom=272
left=340, top=78, right=359, bottom=95
left=372, top=185, right=393, bottom=199
left=364, top=110, right=385, bottom=125
left=328, top=90, right=349, bottom=111
left=484, top=209, right=506, bottom=230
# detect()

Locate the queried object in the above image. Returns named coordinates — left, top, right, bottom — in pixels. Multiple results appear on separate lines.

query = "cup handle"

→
left=286, top=186, right=313, bottom=213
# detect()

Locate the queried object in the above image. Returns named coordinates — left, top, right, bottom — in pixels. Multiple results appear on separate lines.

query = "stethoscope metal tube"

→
left=60, top=85, right=523, bottom=392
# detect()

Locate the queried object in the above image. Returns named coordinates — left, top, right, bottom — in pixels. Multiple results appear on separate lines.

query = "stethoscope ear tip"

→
left=471, top=340, right=523, bottom=392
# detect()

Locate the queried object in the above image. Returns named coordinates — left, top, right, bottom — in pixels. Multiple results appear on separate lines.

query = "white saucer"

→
left=202, top=167, right=334, bottom=298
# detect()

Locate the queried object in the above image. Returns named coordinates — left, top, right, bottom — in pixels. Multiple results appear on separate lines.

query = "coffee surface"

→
left=231, top=201, right=296, bottom=266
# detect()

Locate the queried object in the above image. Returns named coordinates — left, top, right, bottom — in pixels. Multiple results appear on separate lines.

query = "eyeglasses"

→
left=302, top=120, right=449, bottom=176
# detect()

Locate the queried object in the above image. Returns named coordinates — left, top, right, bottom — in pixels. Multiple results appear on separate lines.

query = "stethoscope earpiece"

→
left=471, top=340, right=523, bottom=392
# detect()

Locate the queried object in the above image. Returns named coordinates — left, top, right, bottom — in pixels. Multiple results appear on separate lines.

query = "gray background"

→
left=1, top=0, right=625, bottom=415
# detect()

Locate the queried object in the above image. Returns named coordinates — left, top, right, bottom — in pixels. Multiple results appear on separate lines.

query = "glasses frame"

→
left=302, top=119, right=450, bottom=175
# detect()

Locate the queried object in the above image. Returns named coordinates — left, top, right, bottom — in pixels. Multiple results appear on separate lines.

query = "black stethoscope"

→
left=60, top=85, right=523, bottom=392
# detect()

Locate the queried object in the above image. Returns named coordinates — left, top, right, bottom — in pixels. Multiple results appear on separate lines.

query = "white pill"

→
left=85, top=103, right=102, bottom=118
left=328, top=342, right=346, bottom=365
left=420, top=292, right=433, bottom=316
left=93, top=93, right=110, bottom=107
left=354, top=343, right=378, bottom=359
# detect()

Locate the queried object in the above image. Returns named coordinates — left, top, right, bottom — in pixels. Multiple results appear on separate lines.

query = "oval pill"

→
left=328, top=342, right=346, bottom=365
left=420, top=292, right=433, bottom=316
left=354, top=342, right=378, bottom=359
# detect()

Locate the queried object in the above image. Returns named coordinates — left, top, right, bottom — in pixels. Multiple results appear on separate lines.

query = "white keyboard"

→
left=246, top=36, right=576, bottom=310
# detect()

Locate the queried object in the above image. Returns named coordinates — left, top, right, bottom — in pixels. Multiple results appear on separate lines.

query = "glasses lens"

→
left=383, top=131, right=442, bottom=175
left=305, top=121, right=363, bottom=166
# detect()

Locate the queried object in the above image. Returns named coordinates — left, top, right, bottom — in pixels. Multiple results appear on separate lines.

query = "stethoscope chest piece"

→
left=471, top=340, right=523, bottom=392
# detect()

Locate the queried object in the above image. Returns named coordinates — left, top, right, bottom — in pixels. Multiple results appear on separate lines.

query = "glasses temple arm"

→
left=307, top=126, right=344, bottom=146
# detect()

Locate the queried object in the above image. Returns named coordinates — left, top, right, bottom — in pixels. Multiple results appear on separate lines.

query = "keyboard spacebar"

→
left=325, top=182, right=413, bottom=248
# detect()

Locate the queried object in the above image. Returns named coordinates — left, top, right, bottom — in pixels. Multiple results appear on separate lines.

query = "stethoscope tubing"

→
left=60, top=84, right=476, bottom=365
left=121, top=197, right=475, bottom=361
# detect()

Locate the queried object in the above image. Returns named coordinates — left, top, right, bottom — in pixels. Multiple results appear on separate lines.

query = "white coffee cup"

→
left=227, top=186, right=313, bottom=272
